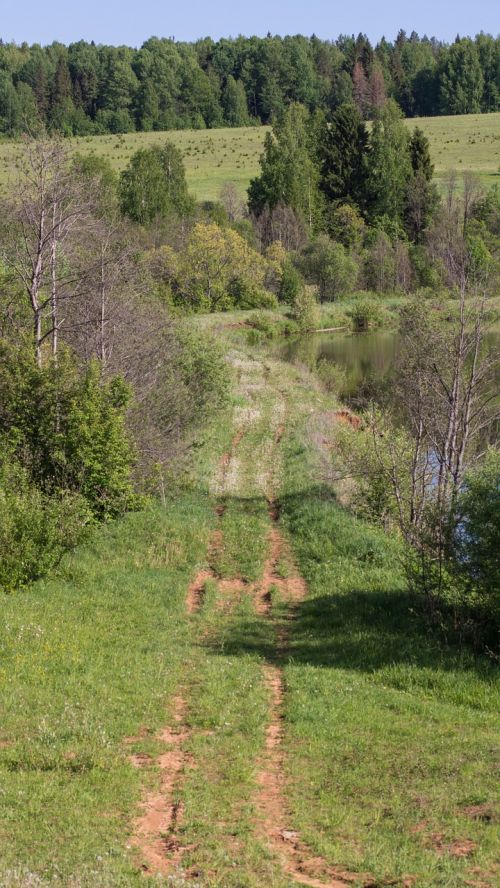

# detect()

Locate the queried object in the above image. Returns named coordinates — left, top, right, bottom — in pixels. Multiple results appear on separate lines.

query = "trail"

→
left=130, top=420, right=248, bottom=877
left=130, top=353, right=370, bottom=886
left=254, top=500, right=368, bottom=888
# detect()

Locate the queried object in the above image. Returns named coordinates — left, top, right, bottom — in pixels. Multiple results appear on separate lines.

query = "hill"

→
left=0, top=112, right=499, bottom=203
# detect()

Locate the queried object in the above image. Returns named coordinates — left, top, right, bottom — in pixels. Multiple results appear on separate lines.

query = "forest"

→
left=0, top=30, right=499, bottom=136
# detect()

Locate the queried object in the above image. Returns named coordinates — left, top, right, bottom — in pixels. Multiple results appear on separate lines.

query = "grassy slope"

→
left=0, top=327, right=498, bottom=887
left=1, top=112, right=499, bottom=201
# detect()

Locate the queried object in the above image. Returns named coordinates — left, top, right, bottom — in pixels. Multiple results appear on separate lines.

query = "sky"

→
left=0, top=0, right=498, bottom=47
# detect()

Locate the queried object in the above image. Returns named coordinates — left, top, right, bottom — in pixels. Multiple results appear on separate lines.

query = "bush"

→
left=349, top=296, right=384, bottom=331
left=300, top=236, right=359, bottom=301
left=290, top=286, right=319, bottom=331
left=0, top=343, right=135, bottom=520
left=453, top=449, right=500, bottom=630
left=0, top=454, right=90, bottom=592
left=278, top=260, right=303, bottom=304
left=228, top=277, right=278, bottom=309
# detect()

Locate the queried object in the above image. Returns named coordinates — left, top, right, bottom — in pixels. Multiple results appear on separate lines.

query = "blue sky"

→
left=1, top=1, right=498, bottom=46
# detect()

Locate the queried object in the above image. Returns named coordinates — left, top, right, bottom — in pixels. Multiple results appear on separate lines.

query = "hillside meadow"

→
left=0, top=112, right=499, bottom=202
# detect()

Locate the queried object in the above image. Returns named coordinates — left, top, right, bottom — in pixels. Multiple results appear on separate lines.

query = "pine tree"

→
left=316, top=103, right=369, bottom=210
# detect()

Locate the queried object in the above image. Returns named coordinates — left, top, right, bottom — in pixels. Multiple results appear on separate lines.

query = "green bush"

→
left=349, top=296, right=384, bottom=331
left=0, top=454, right=90, bottom=593
left=290, top=286, right=319, bottom=331
left=278, top=260, right=303, bottom=304
left=454, top=449, right=500, bottom=629
left=228, top=277, right=278, bottom=309
left=0, top=343, right=135, bottom=520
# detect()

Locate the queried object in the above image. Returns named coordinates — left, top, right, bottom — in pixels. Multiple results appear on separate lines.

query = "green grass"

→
left=0, top=494, right=216, bottom=885
left=1, top=112, right=499, bottom=202
left=278, top=411, right=500, bottom=887
left=0, top=126, right=268, bottom=202
left=0, top=335, right=498, bottom=887
left=406, top=112, right=500, bottom=189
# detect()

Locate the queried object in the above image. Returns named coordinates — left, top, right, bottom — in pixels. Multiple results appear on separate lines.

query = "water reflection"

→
left=278, top=330, right=499, bottom=443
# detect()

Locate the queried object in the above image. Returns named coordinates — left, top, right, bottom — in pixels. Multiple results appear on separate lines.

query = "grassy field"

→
left=0, top=112, right=499, bottom=202
left=1, top=320, right=498, bottom=887
left=0, top=126, right=267, bottom=203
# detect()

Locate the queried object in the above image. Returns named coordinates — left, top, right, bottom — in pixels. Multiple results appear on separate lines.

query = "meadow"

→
left=1, top=323, right=498, bottom=887
left=0, top=112, right=499, bottom=202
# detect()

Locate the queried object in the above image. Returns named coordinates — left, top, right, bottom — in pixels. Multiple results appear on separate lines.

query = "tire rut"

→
left=254, top=499, right=370, bottom=888
left=129, top=422, right=248, bottom=877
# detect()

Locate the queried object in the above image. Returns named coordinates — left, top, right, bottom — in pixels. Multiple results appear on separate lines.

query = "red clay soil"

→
left=186, top=568, right=213, bottom=615
left=131, top=695, right=193, bottom=876
left=334, top=409, right=361, bottom=430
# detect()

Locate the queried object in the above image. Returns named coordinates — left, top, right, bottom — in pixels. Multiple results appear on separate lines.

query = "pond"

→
left=278, top=328, right=500, bottom=443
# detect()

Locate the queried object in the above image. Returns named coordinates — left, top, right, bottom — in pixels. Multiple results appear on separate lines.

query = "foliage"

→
left=454, top=449, right=500, bottom=628
left=171, top=221, right=269, bottom=311
left=248, top=103, right=321, bottom=230
left=349, top=295, right=385, bottom=331
left=278, top=259, right=304, bottom=304
left=0, top=452, right=90, bottom=593
left=290, top=285, right=319, bottom=331
left=119, top=142, right=194, bottom=224
left=0, top=343, right=135, bottom=520
left=316, top=103, right=369, bottom=210
left=300, top=236, right=359, bottom=301
left=366, top=100, right=412, bottom=223
left=0, top=32, right=498, bottom=139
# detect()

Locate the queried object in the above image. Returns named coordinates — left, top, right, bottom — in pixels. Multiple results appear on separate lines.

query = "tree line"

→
left=0, top=29, right=498, bottom=136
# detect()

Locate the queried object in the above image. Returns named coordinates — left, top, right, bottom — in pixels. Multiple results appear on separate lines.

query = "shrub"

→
left=228, top=277, right=278, bottom=309
left=453, top=449, right=500, bottom=630
left=0, top=454, right=90, bottom=592
left=290, top=286, right=319, bottom=331
left=349, top=296, right=384, bottom=331
left=278, top=260, right=303, bottom=304
left=0, top=343, right=135, bottom=520
left=300, top=236, right=359, bottom=301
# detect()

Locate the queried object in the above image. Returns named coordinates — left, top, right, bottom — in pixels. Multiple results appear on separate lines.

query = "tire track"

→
left=254, top=496, right=371, bottom=888
left=130, top=421, right=248, bottom=877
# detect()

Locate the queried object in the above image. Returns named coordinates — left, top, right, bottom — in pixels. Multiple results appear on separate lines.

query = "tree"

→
left=222, top=75, right=250, bottom=126
left=404, top=128, right=438, bottom=241
left=279, top=260, right=303, bottom=304
left=352, top=61, right=370, bottom=117
left=366, top=100, right=412, bottom=223
left=172, top=222, right=268, bottom=311
left=316, top=104, right=369, bottom=211
left=119, top=142, right=193, bottom=225
left=0, top=137, right=96, bottom=365
left=219, top=181, right=245, bottom=222
left=439, top=40, right=484, bottom=114
left=248, top=103, right=321, bottom=231
left=300, top=235, right=358, bottom=301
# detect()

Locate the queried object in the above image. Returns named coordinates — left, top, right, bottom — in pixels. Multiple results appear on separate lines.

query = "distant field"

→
left=407, top=112, right=500, bottom=188
left=0, top=126, right=268, bottom=202
left=0, top=112, right=499, bottom=202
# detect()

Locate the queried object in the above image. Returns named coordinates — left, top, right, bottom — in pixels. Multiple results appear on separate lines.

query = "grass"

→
left=0, top=126, right=268, bottom=203
left=277, top=405, right=500, bottom=887
left=0, top=493, right=216, bottom=885
left=0, top=112, right=499, bottom=202
left=407, top=112, right=500, bottom=189
left=0, top=332, right=498, bottom=887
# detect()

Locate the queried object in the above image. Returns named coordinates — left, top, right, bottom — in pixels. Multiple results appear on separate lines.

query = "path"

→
left=130, top=351, right=369, bottom=887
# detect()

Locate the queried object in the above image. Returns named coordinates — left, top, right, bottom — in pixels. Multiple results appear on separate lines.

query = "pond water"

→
left=278, top=329, right=500, bottom=442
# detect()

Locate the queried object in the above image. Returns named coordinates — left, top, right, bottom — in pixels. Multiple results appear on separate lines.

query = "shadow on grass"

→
left=196, top=484, right=497, bottom=689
